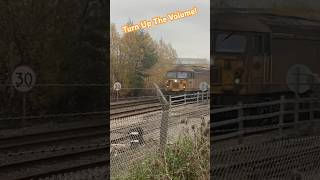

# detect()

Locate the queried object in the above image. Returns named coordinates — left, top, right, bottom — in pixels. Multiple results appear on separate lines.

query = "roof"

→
left=168, top=65, right=209, bottom=72
left=212, top=13, right=271, bottom=32
left=212, top=11, right=320, bottom=36
left=176, top=58, right=209, bottom=65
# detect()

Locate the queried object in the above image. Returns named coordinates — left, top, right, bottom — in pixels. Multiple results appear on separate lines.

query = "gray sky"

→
left=111, top=0, right=210, bottom=61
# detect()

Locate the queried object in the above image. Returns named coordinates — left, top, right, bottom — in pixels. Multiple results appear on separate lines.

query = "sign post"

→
left=11, top=65, right=36, bottom=125
left=113, top=82, right=121, bottom=101
left=199, top=82, right=209, bottom=92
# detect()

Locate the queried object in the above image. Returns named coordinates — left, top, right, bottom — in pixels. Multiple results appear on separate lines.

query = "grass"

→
left=119, top=118, right=210, bottom=180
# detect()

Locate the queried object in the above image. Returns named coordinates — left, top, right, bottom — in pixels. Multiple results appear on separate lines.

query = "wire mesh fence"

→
left=110, top=98, right=210, bottom=179
left=211, top=96, right=320, bottom=180
left=212, top=135, right=320, bottom=180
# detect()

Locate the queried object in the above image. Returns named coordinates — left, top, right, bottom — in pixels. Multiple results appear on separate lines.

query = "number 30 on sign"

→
left=11, top=65, right=36, bottom=92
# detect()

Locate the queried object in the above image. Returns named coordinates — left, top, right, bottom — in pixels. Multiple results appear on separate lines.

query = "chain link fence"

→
left=110, top=86, right=210, bottom=179
left=212, top=134, right=320, bottom=180
left=211, top=96, right=320, bottom=180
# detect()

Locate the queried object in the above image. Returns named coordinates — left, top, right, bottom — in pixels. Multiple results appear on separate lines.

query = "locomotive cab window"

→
left=166, top=72, right=177, bottom=78
left=215, top=33, right=247, bottom=53
left=167, top=71, right=192, bottom=79
left=177, top=72, right=192, bottom=79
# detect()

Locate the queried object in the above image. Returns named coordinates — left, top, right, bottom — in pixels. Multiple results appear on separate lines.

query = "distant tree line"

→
left=110, top=23, right=177, bottom=97
left=0, top=0, right=108, bottom=116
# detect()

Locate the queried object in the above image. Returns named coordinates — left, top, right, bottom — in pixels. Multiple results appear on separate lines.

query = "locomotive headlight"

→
left=234, top=72, right=241, bottom=85
left=234, top=78, right=240, bottom=85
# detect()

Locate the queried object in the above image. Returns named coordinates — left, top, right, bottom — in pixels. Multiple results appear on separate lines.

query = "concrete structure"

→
left=176, top=58, right=209, bottom=66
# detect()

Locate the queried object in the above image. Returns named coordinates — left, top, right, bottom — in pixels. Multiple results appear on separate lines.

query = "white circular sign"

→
left=11, top=65, right=36, bottom=92
left=286, top=64, right=312, bottom=94
left=113, top=82, right=121, bottom=91
left=199, top=82, right=209, bottom=92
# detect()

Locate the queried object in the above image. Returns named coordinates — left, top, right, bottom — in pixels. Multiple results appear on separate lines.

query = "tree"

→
left=0, top=0, right=108, bottom=116
left=110, top=23, right=177, bottom=97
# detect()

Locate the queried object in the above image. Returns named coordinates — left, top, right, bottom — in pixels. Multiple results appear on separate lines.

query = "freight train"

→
left=212, top=11, right=320, bottom=105
left=165, top=65, right=209, bottom=94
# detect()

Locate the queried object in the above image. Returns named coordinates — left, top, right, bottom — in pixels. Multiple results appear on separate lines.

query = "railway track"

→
left=110, top=97, right=162, bottom=119
left=0, top=96, right=206, bottom=179
left=0, top=97, right=164, bottom=179
left=0, top=116, right=108, bottom=179
left=0, top=147, right=108, bottom=179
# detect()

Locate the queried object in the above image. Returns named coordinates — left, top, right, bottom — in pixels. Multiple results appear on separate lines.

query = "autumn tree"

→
left=110, top=22, right=177, bottom=97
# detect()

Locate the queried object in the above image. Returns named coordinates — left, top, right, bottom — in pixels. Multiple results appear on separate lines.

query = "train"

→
left=164, top=65, right=209, bottom=94
left=212, top=11, right=320, bottom=105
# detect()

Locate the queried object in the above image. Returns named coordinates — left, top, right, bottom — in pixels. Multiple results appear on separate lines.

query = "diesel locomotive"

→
left=212, top=11, right=320, bottom=105
left=165, top=65, right=209, bottom=94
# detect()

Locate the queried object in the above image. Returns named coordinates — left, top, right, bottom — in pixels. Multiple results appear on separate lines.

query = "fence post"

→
left=184, top=94, right=187, bottom=104
left=197, top=92, right=199, bottom=104
left=238, top=102, right=244, bottom=144
left=279, top=96, right=285, bottom=137
left=169, top=95, right=171, bottom=108
left=310, top=98, right=315, bottom=134
left=294, top=96, right=299, bottom=131
left=153, top=83, right=170, bottom=154
left=201, top=92, right=204, bottom=102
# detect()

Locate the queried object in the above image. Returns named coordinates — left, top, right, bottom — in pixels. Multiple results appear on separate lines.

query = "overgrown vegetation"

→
left=121, top=120, right=210, bottom=180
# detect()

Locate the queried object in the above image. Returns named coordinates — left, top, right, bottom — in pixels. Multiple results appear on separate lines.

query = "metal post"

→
left=184, top=94, right=187, bottom=104
left=197, top=92, right=199, bottom=104
left=310, top=98, right=315, bottom=134
left=201, top=92, right=204, bottom=102
left=294, top=96, right=299, bottom=132
left=160, top=105, right=169, bottom=153
left=296, top=68, right=300, bottom=97
left=22, top=93, right=26, bottom=126
left=169, top=95, right=171, bottom=108
left=153, top=83, right=169, bottom=154
left=279, top=96, right=284, bottom=137
left=238, top=102, right=243, bottom=144
left=116, top=91, right=119, bottom=102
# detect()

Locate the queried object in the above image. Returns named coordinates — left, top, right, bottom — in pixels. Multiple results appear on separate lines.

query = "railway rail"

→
left=110, top=92, right=209, bottom=119
left=0, top=94, right=207, bottom=179
left=110, top=97, right=162, bottom=119
left=0, top=119, right=108, bottom=179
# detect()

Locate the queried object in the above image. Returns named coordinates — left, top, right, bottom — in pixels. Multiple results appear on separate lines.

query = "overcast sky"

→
left=111, top=0, right=210, bottom=61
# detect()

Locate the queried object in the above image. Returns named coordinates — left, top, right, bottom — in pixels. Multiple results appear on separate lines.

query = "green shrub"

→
left=121, top=119, right=210, bottom=180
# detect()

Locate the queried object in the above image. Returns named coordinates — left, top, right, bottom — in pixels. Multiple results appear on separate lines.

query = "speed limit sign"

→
left=113, top=82, right=121, bottom=91
left=11, top=65, right=36, bottom=92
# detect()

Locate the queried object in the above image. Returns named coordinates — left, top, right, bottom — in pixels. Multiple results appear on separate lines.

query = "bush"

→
left=121, top=119, right=210, bottom=180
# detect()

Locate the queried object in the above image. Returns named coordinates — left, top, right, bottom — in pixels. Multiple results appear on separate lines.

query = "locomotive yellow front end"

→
left=212, top=13, right=272, bottom=105
left=212, top=32, right=247, bottom=95
left=165, top=71, right=190, bottom=92
left=166, top=78, right=187, bottom=92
